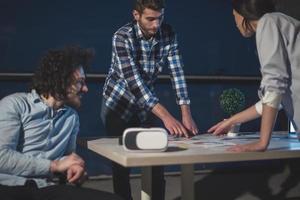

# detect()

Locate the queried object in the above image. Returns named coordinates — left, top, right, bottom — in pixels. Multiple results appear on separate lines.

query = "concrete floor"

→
left=83, top=174, right=182, bottom=200
left=82, top=163, right=300, bottom=200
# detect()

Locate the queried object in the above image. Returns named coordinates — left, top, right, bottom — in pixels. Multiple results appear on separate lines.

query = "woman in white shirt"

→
left=208, top=0, right=300, bottom=152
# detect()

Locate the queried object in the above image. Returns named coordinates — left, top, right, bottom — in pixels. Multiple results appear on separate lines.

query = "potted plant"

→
left=219, top=88, right=245, bottom=136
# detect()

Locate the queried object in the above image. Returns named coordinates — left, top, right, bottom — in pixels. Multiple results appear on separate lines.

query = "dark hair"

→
left=232, top=0, right=275, bottom=32
left=31, top=45, right=94, bottom=101
left=134, top=0, right=165, bottom=13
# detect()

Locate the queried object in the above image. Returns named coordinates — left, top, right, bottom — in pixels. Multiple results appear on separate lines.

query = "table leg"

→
left=181, top=164, right=195, bottom=200
left=141, top=167, right=152, bottom=200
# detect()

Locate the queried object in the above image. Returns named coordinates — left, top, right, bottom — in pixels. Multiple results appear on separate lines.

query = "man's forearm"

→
left=0, top=148, right=51, bottom=177
left=152, top=103, right=172, bottom=120
left=180, top=104, right=191, bottom=118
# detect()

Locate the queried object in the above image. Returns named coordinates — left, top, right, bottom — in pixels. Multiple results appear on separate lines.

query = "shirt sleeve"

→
left=255, top=93, right=283, bottom=115
left=64, top=114, right=79, bottom=155
left=0, top=96, right=51, bottom=177
left=113, top=34, right=159, bottom=111
left=167, top=35, right=190, bottom=105
left=256, top=15, right=290, bottom=98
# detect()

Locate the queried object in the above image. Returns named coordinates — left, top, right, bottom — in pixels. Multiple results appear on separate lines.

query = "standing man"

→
left=0, top=46, right=122, bottom=200
left=101, top=0, right=198, bottom=199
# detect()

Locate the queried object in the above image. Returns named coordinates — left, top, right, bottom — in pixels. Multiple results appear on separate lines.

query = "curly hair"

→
left=31, top=45, right=94, bottom=101
left=134, top=0, right=165, bottom=13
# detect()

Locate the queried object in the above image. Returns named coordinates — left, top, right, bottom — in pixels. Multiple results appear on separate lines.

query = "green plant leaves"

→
left=220, top=88, right=245, bottom=116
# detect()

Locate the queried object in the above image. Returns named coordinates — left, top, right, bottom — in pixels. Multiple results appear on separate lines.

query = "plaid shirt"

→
left=102, top=21, right=190, bottom=122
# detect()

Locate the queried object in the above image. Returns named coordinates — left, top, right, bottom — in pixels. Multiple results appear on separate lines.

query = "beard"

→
left=65, top=92, right=82, bottom=109
left=138, top=22, right=158, bottom=38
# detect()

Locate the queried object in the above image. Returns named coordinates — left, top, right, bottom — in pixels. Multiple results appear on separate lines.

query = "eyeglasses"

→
left=74, top=79, right=87, bottom=90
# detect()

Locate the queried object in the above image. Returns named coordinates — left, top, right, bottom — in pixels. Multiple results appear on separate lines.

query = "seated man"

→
left=0, top=46, right=122, bottom=200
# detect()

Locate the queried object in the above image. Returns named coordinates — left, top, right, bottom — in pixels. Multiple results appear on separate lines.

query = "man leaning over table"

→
left=101, top=0, right=198, bottom=199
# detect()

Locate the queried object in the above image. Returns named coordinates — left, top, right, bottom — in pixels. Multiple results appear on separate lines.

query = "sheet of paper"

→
left=168, top=135, right=236, bottom=148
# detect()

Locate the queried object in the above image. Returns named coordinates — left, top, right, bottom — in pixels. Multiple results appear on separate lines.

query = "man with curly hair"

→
left=0, top=46, right=122, bottom=200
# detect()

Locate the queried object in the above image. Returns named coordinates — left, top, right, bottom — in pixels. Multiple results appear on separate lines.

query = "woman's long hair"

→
left=232, top=0, right=276, bottom=32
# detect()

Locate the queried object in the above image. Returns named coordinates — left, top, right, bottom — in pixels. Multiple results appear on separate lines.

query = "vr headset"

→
left=122, top=127, right=168, bottom=152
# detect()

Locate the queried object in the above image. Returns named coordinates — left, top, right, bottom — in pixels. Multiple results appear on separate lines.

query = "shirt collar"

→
left=30, top=89, right=43, bottom=104
left=30, top=89, right=67, bottom=112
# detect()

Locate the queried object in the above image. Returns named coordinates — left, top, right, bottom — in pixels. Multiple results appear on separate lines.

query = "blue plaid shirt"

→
left=102, top=21, right=190, bottom=122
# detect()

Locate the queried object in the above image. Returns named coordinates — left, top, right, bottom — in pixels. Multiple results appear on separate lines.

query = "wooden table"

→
left=88, top=133, right=300, bottom=200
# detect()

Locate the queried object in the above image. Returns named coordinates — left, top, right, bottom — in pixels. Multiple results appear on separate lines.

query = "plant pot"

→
left=227, top=123, right=241, bottom=137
